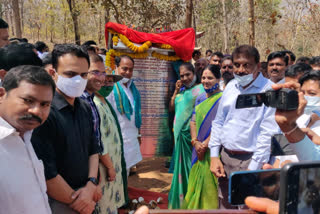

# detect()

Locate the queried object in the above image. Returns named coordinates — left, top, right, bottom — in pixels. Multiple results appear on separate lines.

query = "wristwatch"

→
left=87, top=177, right=98, bottom=185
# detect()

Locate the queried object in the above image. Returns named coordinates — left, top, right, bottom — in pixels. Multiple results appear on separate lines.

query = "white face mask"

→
left=304, top=96, right=320, bottom=115
left=185, top=74, right=197, bottom=88
left=234, top=73, right=254, bottom=87
left=56, top=75, right=87, bottom=98
left=121, top=77, right=130, bottom=84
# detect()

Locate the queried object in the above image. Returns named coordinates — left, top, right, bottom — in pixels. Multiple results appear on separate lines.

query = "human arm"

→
left=169, top=80, right=182, bottom=112
left=46, top=175, right=76, bottom=204
left=272, top=82, right=320, bottom=160
left=209, top=95, right=226, bottom=177
left=100, top=153, right=116, bottom=181
left=70, top=154, right=99, bottom=212
left=248, top=106, right=279, bottom=170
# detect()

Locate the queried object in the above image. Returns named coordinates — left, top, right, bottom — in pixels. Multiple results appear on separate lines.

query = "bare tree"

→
left=222, top=0, right=229, bottom=53
left=66, top=0, right=80, bottom=45
left=185, top=0, right=193, bottom=28
left=248, top=0, right=255, bottom=46
left=12, top=0, right=22, bottom=37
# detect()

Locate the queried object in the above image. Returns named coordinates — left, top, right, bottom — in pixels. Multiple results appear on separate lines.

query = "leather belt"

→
left=223, top=147, right=253, bottom=155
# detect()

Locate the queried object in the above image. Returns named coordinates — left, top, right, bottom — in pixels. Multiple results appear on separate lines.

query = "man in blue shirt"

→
left=209, top=45, right=280, bottom=209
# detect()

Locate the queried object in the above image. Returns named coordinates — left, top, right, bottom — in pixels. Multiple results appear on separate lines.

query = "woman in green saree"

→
left=168, top=62, right=204, bottom=209
left=183, top=64, right=222, bottom=209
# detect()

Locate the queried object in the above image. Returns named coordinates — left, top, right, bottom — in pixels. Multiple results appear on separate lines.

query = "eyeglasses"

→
left=222, top=65, right=233, bottom=69
left=89, top=70, right=107, bottom=77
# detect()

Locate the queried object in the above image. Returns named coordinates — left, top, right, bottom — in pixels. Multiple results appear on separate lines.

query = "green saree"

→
left=182, top=92, right=222, bottom=209
left=168, top=84, right=204, bottom=209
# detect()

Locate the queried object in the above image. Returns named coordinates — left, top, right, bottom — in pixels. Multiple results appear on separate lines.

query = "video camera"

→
left=236, top=88, right=298, bottom=110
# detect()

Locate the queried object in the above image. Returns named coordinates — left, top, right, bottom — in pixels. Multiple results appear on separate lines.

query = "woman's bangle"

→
left=283, top=124, right=298, bottom=135
left=137, top=134, right=142, bottom=138
left=191, top=138, right=197, bottom=146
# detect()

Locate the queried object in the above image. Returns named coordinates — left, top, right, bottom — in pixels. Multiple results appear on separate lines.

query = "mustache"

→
left=19, top=114, right=42, bottom=124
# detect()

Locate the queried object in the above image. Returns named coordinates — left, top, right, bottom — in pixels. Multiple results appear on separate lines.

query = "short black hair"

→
left=232, top=45, right=260, bottom=63
left=283, top=50, right=296, bottom=62
left=296, top=56, right=311, bottom=64
left=267, top=51, right=289, bottom=66
left=0, top=18, right=8, bottom=29
left=192, top=50, right=201, bottom=58
left=89, top=53, right=103, bottom=63
left=34, top=41, right=48, bottom=52
left=221, top=56, right=232, bottom=63
left=115, top=55, right=134, bottom=67
left=52, top=44, right=90, bottom=70
left=82, top=40, right=97, bottom=47
left=179, top=62, right=195, bottom=74
left=42, top=53, right=52, bottom=67
left=211, top=51, right=224, bottom=59
left=0, top=43, right=43, bottom=71
left=3, top=65, right=56, bottom=95
left=299, top=70, right=320, bottom=86
left=203, top=64, right=221, bottom=79
left=205, top=49, right=213, bottom=55
left=285, top=63, right=312, bottom=77
left=310, top=56, right=320, bottom=67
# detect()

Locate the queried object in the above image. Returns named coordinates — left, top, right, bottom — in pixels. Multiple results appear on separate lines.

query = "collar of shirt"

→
left=53, top=91, right=81, bottom=110
left=120, top=79, right=132, bottom=88
left=81, top=90, right=95, bottom=100
left=0, top=117, right=33, bottom=142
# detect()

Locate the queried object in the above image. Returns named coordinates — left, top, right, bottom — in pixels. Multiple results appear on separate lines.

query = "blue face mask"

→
left=234, top=73, right=254, bottom=87
left=304, top=96, right=320, bottom=115
left=204, top=83, right=219, bottom=93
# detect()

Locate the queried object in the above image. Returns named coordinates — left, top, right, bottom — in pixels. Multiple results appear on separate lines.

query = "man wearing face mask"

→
left=209, top=45, right=279, bottom=209
left=296, top=71, right=320, bottom=134
left=107, top=55, right=142, bottom=176
left=31, top=44, right=101, bottom=214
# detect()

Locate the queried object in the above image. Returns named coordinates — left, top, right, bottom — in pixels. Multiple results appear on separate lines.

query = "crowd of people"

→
left=168, top=45, right=320, bottom=211
left=1, top=16, right=320, bottom=214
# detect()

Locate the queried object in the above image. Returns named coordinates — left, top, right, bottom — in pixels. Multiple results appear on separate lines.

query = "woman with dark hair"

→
left=183, top=64, right=222, bottom=209
left=168, top=62, right=204, bottom=209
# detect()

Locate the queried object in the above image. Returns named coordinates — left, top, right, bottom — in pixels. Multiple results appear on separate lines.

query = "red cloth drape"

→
left=105, top=22, right=195, bottom=61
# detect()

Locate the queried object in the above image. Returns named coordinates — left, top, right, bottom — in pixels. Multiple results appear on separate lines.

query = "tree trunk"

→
left=185, top=0, right=193, bottom=28
left=66, top=0, right=80, bottom=45
left=12, top=0, right=22, bottom=38
left=20, top=0, right=24, bottom=35
left=222, top=0, right=229, bottom=53
left=248, top=0, right=255, bottom=46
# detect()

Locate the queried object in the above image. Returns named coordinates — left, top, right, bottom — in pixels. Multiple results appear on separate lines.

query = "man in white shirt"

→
left=0, top=65, right=55, bottom=214
left=107, top=55, right=142, bottom=175
left=209, top=45, right=280, bottom=208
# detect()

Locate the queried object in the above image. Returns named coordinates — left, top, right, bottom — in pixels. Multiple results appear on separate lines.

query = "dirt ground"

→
left=127, top=157, right=173, bottom=194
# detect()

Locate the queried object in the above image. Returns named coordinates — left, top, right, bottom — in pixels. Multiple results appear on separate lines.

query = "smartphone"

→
left=279, top=161, right=320, bottom=214
left=235, top=93, right=265, bottom=109
left=229, top=169, right=281, bottom=205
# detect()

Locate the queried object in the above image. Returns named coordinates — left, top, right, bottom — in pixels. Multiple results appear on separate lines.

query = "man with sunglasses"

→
left=32, top=44, right=101, bottom=214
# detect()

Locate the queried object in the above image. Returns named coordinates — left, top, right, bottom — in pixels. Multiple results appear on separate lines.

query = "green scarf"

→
left=113, top=81, right=141, bottom=129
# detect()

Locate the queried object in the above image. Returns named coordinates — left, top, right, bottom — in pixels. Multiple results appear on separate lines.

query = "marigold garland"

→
left=159, top=44, right=173, bottom=49
left=107, top=28, right=181, bottom=63
left=112, top=36, right=119, bottom=46
left=151, top=51, right=181, bottom=61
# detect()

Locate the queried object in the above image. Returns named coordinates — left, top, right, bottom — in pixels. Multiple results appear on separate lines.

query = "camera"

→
left=236, top=88, right=298, bottom=110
